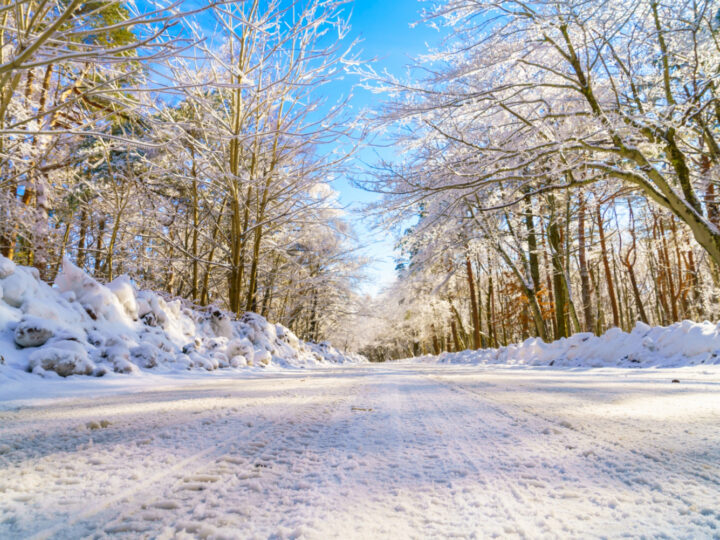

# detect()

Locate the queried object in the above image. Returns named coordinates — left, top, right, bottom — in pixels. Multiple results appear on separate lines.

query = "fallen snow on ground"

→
left=1, top=363, right=719, bottom=538
left=0, top=256, right=363, bottom=384
left=415, top=321, right=720, bottom=368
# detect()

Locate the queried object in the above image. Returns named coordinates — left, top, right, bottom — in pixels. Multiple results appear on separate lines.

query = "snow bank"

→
left=414, top=321, right=720, bottom=368
left=0, top=256, right=364, bottom=379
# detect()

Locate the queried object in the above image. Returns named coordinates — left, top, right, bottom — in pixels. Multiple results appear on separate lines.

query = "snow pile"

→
left=0, top=256, right=364, bottom=379
left=415, top=321, right=720, bottom=368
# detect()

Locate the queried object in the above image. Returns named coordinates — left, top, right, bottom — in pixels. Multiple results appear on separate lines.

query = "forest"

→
left=1, top=0, right=719, bottom=360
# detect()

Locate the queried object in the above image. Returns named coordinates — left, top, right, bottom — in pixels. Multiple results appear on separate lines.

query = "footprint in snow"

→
left=85, top=420, right=111, bottom=430
left=150, top=500, right=179, bottom=510
left=185, top=474, right=219, bottom=482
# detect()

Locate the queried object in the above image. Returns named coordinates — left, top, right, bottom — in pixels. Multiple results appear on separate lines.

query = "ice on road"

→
left=2, top=364, right=720, bottom=538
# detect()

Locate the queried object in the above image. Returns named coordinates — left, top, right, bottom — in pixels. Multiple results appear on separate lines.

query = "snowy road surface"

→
left=2, top=363, right=720, bottom=539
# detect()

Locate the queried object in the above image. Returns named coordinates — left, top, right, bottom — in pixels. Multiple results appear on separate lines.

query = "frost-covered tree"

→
left=0, top=0, right=194, bottom=266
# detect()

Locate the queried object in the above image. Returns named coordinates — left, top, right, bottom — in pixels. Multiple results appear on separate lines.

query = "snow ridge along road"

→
left=1, top=363, right=720, bottom=538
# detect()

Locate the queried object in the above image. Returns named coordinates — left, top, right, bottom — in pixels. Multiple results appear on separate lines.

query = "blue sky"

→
left=325, top=0, right=442, bottom=296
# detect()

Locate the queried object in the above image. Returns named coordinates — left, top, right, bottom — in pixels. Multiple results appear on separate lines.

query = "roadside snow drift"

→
left=0, top=256, right=364, bottom=379
left=418, top=322, right=720, bottom=368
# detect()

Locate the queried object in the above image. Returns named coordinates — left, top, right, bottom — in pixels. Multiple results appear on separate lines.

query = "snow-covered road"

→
left=2, top=364, right=720, bottom=539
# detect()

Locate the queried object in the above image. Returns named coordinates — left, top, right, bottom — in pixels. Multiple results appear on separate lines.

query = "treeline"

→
left=0, top=0, right=363, bottom=343
left=360, top=0, right=720, bottom=360
left=361, top=192, right=718, bottom=362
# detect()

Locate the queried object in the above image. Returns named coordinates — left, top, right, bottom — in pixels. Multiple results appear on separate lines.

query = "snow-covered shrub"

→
left=14, top=317, right=54, bottom=347
left=213, top=352, right=230, bottom=368
left=140, top=330, right=176, bottom=355
left=29, top=340, right=95, bottom=377
left=108, top=275, right=139, bottom=320
left=130, top=344, right=158, bottom=368
left=204, top=337, right=228, bottom=353
left=229, top=355, right=247, bottom=367
left=226, top=338, right=254, bottom=364
left=210, top=308, right=233, bottom=339
left=101, top=338, right=138, bottom=373
left=0, top=256, right=15, bottom=279
left=86, top=329, right=105, bottom=347
left=254, top=350, right=272, bottom=366
left=55, top=258, right=129, bottom=323
left=112, top=356, right=140, bottom=374
left=189, top=353, right=217, bottom=371
left=276, top=324, right=300, bottom=349
left=1, top=269, right=39, bottom=308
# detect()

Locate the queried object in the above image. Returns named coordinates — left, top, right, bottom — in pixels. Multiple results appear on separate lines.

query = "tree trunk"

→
left=577, top=196, right=595, bottom=332
left=450, top=318, right=461, bottom=351
left=448, top=299, right=469, bottom=348
left=94, top=217, right=106, bottom=275
left=658, top=218, right=679, bottom=321
left=548, top=215, right=568, bottom=339
left=51, top=221, right=71, bottom=281
left=245, top=225, right=262, bottom=313
left=524, top=198, right=541, bottom=297
left=77, top=209, right=88, bottom=269
left=200, top=199, right=227, bottom=306
left=466, top=254, right=482, bottom=349
left=487, top=271, right=496, bottom=347
left=190, top=145, right=200, bottom=301
left=596, top=205, right=620, bottom=328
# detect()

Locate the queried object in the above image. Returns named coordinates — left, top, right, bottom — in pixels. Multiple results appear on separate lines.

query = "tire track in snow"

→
left=429, top=372, right=720, bottom=488
left=267, top=377, right=404, bottom=539
left=400, top=373, right=523, bottom=537
left=417, top=373, right=716, bottom=536
left=302, top=372, right=499, bottom=539
left=3, top=390, right=262, bottom=538
left=404, top=370, right=584, bottom=535
left=88, top=373, right=362, bottom=538
left=24, top=379, right=341, bottom=539
left=235, top=376, right=423, bottom=539
left=424, top=372, right=720, bottom=535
